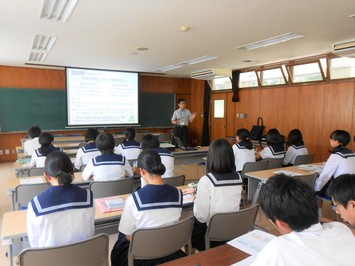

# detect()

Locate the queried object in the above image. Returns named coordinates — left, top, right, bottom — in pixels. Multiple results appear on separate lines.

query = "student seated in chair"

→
left=114, top=127, right=141, bottom=160
left=251, top=174, right=355, bottom=266
left=110, top=149, right=185, bottom=266
left=255, top=128, right=285, bottom=161
left=27, top=151, right=94, bottom=247
left=82, top=133, right=133, bottom=181
left=328, top=174, right=355, bottom=227
left=283, top=128, right=308, bottom=166
left=183, top=139, right=243, bottom=251
left=74, top=128, right=101, bottom=171
left=23, top=125, right=41, bottom=156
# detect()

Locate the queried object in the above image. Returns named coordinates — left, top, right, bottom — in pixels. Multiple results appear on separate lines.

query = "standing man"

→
left=171, top=98, right=197, bottom=147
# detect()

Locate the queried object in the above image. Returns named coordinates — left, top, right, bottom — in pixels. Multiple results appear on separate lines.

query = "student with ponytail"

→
left=27, top=151, right=94, bottom=247
left=111, top=149, right=184, bottom=266
left=232, top=128, right=256, bottom=173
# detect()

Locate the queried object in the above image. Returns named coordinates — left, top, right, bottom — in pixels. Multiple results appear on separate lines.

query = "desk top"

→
left=245, top=162, right=323, bottom=182
left=160, top=243, right=250, bottom=266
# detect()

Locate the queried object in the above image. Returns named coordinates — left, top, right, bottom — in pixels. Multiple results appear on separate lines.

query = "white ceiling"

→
left=0, top=0, right=354, bottom=78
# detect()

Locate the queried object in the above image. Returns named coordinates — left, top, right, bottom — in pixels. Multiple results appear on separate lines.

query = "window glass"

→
left=239, top=71, right=258, bottom=88
left=289, top=62, right=324, bottom=83
left=211, top=77, right=232, bottom=91
left=214, top=99, right=224, bottom=118
left=259, top=68, right=286, bottom=86
left=329, top=57, right=355, bottom=79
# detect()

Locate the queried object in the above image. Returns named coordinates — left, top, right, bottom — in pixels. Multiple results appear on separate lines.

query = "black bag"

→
left=250, top=117, right=264, bottom=140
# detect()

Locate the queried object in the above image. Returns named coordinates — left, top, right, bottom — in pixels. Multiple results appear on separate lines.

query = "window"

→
left=329, top=57, right=355, bottom=80
left=214, top=99, right=224, bottom=118
left=258, top=68, right=286, bottom=86
left=239, top=71, right=258, bottom=88
left=211, top=77, right=232, bottom=91
left=287, top=61, right=325, bottom=83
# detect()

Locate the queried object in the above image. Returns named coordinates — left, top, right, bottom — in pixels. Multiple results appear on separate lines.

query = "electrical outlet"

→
left=5, top=149, right=9, bottom=155
left=12, top=149, right=15, bottom=154
left=0, top=150, right=3, bottom=155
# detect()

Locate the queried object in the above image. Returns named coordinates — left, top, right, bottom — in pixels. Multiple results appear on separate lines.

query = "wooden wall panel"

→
left=139, top=75, right=191, bottom=94
left=190, top=79, right=204, bottom=146
left=322, top=82, right=354, bottom=160
left=299, top=84, right=324, bottom=162
left=277, top=86, right=300, bottom=136
left=259, top=88, right=279, bottom=132
left=352, top=87, right=355, bottom=152
left=226, top=92, right=235, bottom=137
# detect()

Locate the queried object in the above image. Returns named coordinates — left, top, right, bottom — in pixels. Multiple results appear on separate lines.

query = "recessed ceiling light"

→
left=32, top=35, right=57, bottom=51
left=154, top=65, right=182, bottom=72
left=179, top=55, right=218, bottom=65
left=40, top=0, right=79, bottom=23
left=136, top=47, right=149, bottom=51
left=181, top=26, right=190, bottom=32
left=28, top=52, right=48, bottom=62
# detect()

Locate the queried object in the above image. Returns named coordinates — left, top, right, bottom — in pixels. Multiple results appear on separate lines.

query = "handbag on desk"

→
left=250, top=117, right=264, bottom=140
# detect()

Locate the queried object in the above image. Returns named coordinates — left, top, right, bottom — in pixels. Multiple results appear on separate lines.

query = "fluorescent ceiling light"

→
left=32, top=35, right=57, bottom=51
left=154, top=65, right=182, bottom=72
left=180, top=55, right=218, bottom=65
left=40, top=0, right=79, bottom=23
left=28, top=52, right=48, bottom=63
left=235, top=32, right=305, bottom=51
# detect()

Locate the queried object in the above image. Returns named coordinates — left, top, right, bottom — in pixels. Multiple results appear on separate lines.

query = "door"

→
left=210, top=93, right=227, bottom=142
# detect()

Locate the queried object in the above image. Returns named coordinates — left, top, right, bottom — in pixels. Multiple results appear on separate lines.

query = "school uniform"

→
left=232, top=142, right=256, bottom=172
left=28, top=146, right=63, bottom=167
left=260, top=144, right=286, bottom=159
left=283, top=144, right=308, bottom=166
left=82, top=152, right=133, bottom=181
left=251, top=222, right=355, bottom=266
left=314, top=147, right=355, bottom=192
left=111, top=184, right=184, bottom=266
left=155, top=147, right=174, bottom=178
left=192, top=172, right=243, bottom=250
left=114, top=140, right=141, bottom=160
left=74, top=142, right=101, bottom=170
left=27, top=184, right=95, bottom=248
left=23, top=137, right=40, bottom=156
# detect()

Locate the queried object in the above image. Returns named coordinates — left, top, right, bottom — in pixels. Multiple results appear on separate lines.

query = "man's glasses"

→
left=330, top=203, right=340, bottom=211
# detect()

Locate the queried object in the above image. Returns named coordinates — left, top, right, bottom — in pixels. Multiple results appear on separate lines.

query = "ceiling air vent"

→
left=190, top=68, right=231, bottom=80
left=333, top=40, right=355, bottom=58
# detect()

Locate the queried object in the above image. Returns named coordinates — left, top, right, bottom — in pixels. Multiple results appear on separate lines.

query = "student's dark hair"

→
left=329, top=174, right=355, bottom=207
left=39, top=132, right=54, bottom=156
left=137, top=149, right=166, bottom=176
left=287, top=129, right=304, bottom=146
left=178, top=98, right=186, bottom=104
left=45, top=151, right=73, bottom=186
left=96, top=133, right=115, bottom=154
left=124, top=127, right=136, bottom=141
left=84, top=128, right=99, bottom=142
left=236, top=128, right=253, bottom=150
left=141, top=134, right=159, bottom=150
left=207, top=138, right=236, bottom=174
left=330, top=130, right=350, bottom=146
left=266, top=128, right=284, bottom=145
left=28, top=126, right=41, bottom=139
left=259, top=174, right=318, bottom=232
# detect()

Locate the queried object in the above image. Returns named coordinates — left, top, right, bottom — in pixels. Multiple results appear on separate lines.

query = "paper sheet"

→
left=297, top=164, right=324, bottom=174
left=183, top=193, right=195, bottom=204
left=20, top=177, right=45, bottom=184
left=272, top=170, right=302, bottom=177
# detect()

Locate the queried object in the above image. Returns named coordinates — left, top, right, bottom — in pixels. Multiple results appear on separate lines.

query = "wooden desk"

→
left=246, top=163, right=322, bottom=206
left=173, top=147, right=208, bottom=165
left=160, top=243, right=250, bottom=266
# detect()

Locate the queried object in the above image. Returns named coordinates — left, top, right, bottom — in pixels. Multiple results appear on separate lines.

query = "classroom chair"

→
left=127, top=216, right=194, bottom=266
left=264, top=157, right=284, bottom=169
left=291, top=173, right=317, bottom=188
left=28, top=167, right=45, bottom=177
left=158, top=132, right=172, bottom=143
left=293, top=154, right=315, bottom=166
left=89, top=178, right=134, bottom=198
left=163, top=175, right=185, bottom=187
left=204, top=204, right=259, bottom=250
left=19, top=233, right=109, bottom=266
left=14, top=183, right=50, bottom=211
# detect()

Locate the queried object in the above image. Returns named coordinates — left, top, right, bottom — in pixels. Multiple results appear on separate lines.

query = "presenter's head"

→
left=44, top=151, right=74, bottom=186
left=96, top=133, right=115, bottom=154
left=178, top=98, right=187, bottom=110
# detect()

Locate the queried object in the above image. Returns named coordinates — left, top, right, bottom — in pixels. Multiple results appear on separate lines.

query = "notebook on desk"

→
left=174, top=137, right=197, bottom=151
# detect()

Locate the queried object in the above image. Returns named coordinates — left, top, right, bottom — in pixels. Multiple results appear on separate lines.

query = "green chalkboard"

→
left=0, top=88, right=66, bottom=132
left=139, top=93, right=175, bottom=127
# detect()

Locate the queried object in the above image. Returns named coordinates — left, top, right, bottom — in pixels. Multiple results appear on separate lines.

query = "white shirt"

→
left=233, top=143, right=256, bottom=172
left=283, top=145, right=308, bottom=165
left=23, top=137, right=40, bottom=156
left=74, top=142, right=101, bottom=170
left=314, top=150, right=355, bottom=191
left=251, top=222, right=355, bottom=266
left=82, top=153, right=133, bottom=181
left=114, top=140, right=141, bottom=160
left=260, top=145, right=286, bottom=159
left=171, top=108, right=192, bottom=126
left=156, top=147, right=174, bottom=178
left=194, top=172, right=243, bottom=225
left=28, top=146, right=63, bottom=168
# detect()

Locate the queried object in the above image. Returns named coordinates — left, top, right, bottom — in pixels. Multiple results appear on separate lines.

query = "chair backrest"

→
left=265, top=157, right=284, bottom=169
left=28, top=167, right=45, bottom=177
left=14, top=183, right=50, bottom=210
left=19, top=233, right=109, bottom=266
left=241, top=161, right=268, bottom=178
left=158, top=133, right=172, bottom=143
left=293, top=154, right=315, bottom=166
left=163, top=175, right=185, bottom=187
left=89, top=178, right=134, bottom=198
left=291, top=173, right=317, bottom=188
left=114, top=137, right=125, bottom=146
left=128, top=216, right=194, bottom=266
left=205, top=205, right=259, bottom=249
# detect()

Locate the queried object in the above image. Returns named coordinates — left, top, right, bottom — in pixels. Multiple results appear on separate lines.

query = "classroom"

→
left=0, top=1, right=355, bottom=265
